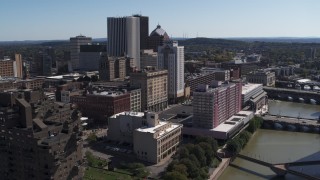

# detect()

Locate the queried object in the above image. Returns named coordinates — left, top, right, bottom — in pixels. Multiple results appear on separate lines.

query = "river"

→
left=268, top=100, right=320, bottom=120
left=219, top=101, right=320, bottom=180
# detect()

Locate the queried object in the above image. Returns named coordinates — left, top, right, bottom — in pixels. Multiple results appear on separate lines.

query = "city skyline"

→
left=1, top=0, right=320, bottom=41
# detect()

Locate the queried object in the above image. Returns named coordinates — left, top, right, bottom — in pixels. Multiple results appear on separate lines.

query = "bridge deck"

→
left=263, top=115, right=320, bottom=127
left=236, top=154, right=320, bottom=180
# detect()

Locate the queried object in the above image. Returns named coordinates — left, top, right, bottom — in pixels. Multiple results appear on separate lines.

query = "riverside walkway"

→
left=236, top=154, right=320, bottom=180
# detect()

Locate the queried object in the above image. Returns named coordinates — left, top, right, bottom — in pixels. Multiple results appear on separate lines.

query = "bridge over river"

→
left=262, top=115, right=320, bottom=133
left=263, top=87, right=320, bottom=104
left=236, top=154, right=320, bottom=179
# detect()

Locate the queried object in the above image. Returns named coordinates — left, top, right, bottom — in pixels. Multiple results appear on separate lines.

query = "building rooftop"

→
left=212, top=115, right=244, bottom=132
left=136, top=122, right=181, bottom=137
left=241, top=83, right=262, bottom=95
left=110, top=111, right=145, bottom=118
left=150, top=25, right=168, bottom=37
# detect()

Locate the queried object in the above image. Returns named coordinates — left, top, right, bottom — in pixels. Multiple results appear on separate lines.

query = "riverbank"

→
left=209, top=158, right=231, bottom=180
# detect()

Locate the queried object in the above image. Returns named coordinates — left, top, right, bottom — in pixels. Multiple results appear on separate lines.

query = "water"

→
left=268, top=100, right=320, bottom=120
left=219, top=129, right=320, bottom=180
left=219, top=101, right=320, bottom=180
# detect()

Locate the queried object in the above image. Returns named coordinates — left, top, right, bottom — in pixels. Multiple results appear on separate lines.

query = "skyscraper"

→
left=157, top=41, right=185, bottom=103
left=107, top=15, right=149, bottom=70
left=148, top=25, right=170, bottom=52
left=70, top=35, right=92, bottom=71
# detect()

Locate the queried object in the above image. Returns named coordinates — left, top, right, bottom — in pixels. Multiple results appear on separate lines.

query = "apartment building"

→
left=0, top=90, right=83, bottom=180
left=193, top=82, right=242, bottom=129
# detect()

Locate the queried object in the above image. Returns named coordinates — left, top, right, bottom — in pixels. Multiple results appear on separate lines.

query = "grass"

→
left=84, top=167, right=132, bottom=180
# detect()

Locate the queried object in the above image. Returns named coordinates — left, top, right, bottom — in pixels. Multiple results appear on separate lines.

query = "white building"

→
left=158, top=41, right=184, bottom=103
left=69, top=35, right=92, bottom=71
left=108, top=111, right=182, bottom=164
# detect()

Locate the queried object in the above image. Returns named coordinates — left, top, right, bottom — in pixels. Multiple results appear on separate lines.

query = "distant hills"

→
left=1, top=37, right=320, bottom=46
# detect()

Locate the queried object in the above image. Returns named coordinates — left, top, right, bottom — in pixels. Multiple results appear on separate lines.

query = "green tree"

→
left=163, top=171, right=188, bottom=180
left=172, top=164, right=188, bottom=177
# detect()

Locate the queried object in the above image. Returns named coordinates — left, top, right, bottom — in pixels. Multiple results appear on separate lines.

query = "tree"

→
left=192, top=145, right=207, bottom=167
left=163, top=171, right=188, bottom=180
left=226, top=139, right=241, bottom=154
left=172, top=164, right=188, bottom=177
left=87, top=133, right=97, bottom=144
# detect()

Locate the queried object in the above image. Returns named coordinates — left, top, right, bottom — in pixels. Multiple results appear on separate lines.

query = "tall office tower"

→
left=0, top=90, right=83, bottom=179
left=130, top=68, right=168, bottom=112
left=133, top=14, right=149, bottom=49
left=158, top=41, right=185, bottom=103
left=148, top=25, right=170, bottom=52
left=70, top=35, right=92, bottom=71
left=107, top=16, right=143, bottom=70
left=30, top=51, right=52, bottom=76
left=79, top=44, right=107, bottom=71
left=193, top=82, right=242, bottom=129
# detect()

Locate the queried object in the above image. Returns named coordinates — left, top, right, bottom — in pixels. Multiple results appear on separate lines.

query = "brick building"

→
left=0, top=90, right=83, bottom=179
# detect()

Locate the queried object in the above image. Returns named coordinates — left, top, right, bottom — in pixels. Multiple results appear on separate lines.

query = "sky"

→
left=1, top=0, right=320, bottom=41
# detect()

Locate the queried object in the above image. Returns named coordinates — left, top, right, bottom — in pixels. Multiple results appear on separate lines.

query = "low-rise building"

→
left=108, top=111, right=182, bottom=164
left=71, top=89, right=130, bottom=124
left=200, top=67, right=230, bottom=81
left=246, top=70, right=276, bottom=86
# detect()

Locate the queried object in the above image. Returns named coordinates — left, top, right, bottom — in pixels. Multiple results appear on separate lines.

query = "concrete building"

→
left=140, top=49, right=158, bottom=69
left=193, top=82, right=242, bottom=129
left=0, top=90, right=83, bottom=179
left=0, top=78, right=44, bottom=92
left=0, top=54, right=23, bottom=78
left=185, top=73, right=215, bottom=93
left=107, top=16, right=142, bottom=70
left=130, top=69, right=168, bottom=112
left=79, top=44, right=107, bottom=71
left=108, top=111, right=182, bottom=164
left=246, top=70, right=276, bottom=86
left=200, top=67, right=230, bottom=81
left=158, top=41, right=184, bottom=103
left=148, top=25, right=170, bottom=52
left=241, top=83, right=268, bottom=112
left=71, top=89, right=131, bottom=123
left=221, top=61, right=260, bottom=76
left=70, top=35, right=92, bottom=71
left=99, top=54, right=131, bottom=81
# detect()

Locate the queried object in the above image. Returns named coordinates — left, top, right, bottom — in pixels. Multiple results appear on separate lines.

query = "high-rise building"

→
left=130, top=68, right=168, bottom=112
left=99, top=53, right=131, bottom=81
left=107, top=16, right=148, bottom=70
left=148, top=25, right=170, bottom=52
left=79, top=44, right=106, bottom=71
left=0, top=54, right=23, bottom=78
left=158, top=41, right=185, bottom=103
left=70, top=35, right=92, bottom=71
left=193, top=82, right=242, bottom=129
left=140, top=49, right=158, bottom=69
left=0, top=90, right=83, bottom=179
